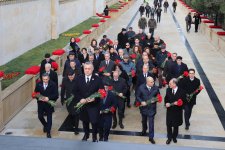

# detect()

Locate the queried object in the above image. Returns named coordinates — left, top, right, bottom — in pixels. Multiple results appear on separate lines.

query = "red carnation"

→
left=131, top=70, right=136, bottom=77
left=98, top=66, right=106, bottom=73
left=51, top=62, right=58, bottom=70
left=98, top=89, right=107, bottom=99
left=135, top=101, right=141, bottom=107
left=183, top=71, right=189, bottom=77
left=177, top=99, right=183, bottom=106
left=110, top=106, right=116, bottom=113
left=167, top=52, right=172, bottom=58
left=0, top=71, right=5, bottom=78
left=130, top=54, right=137, bottom=59
left=114, top=59, right=121, bottom=65
left=108, top=86, right=113, bottom=91
left=200, top=85, right=204, bottom=91
left=32, top=92, right=40, bottom=99
left=157, top=94, right=162, bottom=103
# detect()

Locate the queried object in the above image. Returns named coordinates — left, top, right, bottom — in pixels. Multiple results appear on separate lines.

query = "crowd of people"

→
left=34, top=0, right=202, bottom=145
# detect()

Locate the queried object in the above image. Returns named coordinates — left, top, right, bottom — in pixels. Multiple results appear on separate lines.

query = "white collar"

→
left=146, top=85, right=151, bottom=89
left=85, top=75, right=92, bottom=79
left=173, top=87, right=178, bottom=93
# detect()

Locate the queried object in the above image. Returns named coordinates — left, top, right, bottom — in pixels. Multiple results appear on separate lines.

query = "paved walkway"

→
left=1, top=0, right=225, bottom=149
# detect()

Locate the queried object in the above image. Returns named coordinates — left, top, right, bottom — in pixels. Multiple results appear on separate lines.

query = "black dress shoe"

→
left=127, top=104, right=131, bottom=108
left=74, top=129, right=79, bottom=135
left=173, top=138, right=177, bottom=143
left=119, top=123, right=124, bottom=129
left=47, top=133, right=51, bottom=138
left=99, top=137, right=103, bottom=141
left=112, top=122, right=117, bottom=129
left=82, top=134, right=89, bottom=141
left=140, top=131, right=146, bottom=136
left=149, top=138, right=156, bottom=144
left=185, top=125, right=189, bottom=130
left=43, top=127, right=47, bottom=133
left=92, top=138, right=98, bottom=142
left=104, top=138, right=108, bottom=142
left=166, top=139, right=171, bottom=145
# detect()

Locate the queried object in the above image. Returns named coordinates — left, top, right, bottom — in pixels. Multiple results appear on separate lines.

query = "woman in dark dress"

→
left=104, top=5, right=109, bottom=16
left=70, top=37, right=80, bottom=58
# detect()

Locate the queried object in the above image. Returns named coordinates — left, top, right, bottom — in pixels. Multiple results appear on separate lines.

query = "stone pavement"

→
left=1, top=0, right=225, bottom=149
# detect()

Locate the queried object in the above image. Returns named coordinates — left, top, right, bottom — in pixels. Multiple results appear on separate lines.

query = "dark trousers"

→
left=167, top=126, right=179, bottom=140
left=99, top=114, right=112, bottom=140
left=146, top=12, right=150, bottom=18
left=195, top=23, right=199, bottom=32
left=113, top=100, right=125, bottom=124
left=157, top=15, right=161, bottom=23
left=38, top=106, right=52, bottom=134
left=142, top=114, right=155, bottom=138
left=83, top=121, right=98, bottom=138
left=149, top=28, right=155, bottom=37
left=173, top=7, right=176, bottom=12
left=184, top=104, right=194, bottom=126
left=140, top=12, right=144, bottom=17
left=70, top=114, right=79, bottom=131
left=126, top=85, right=131, bottom=106
left=186, top=23, right=191, bottom=32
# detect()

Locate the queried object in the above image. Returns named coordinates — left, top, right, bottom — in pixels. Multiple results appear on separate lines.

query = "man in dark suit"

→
left=61, top=71, right=79, bottom=135
left=163, top=52, right=177, bottom=83
left=34, top=73, right=59, bottom=138
left=63, top=51, right=82, bottom=77
left=156, top=44, right=169, bottom=88
left=40, top=53, right=55, bottom=73
left=40, top=63, right=58, bottom=87
left=94, top=48, right=104, bottom=64
left=89, top=54, right=100, bottom=75
left=165, top=78, right=186, bottom=144
left=99, top=52, right=115, bottom=84
left=136, top=55, right=154, bottom=76
left=117, top=28, right=128, bottom=49
left=112, top=40, right=121, bottom=52
left=110, top=70, right=127, bottom=129
left=171, top=56, right=188, bottom=79
left=151, top=35, right=164, bottom=58
left=136, top=77, right=159, bottom=144
left=73, top=62, right=104, bottom=142
left=180, top=69, right=200, bottom=130
left=98, top=83, right=117, bottom=142
left=136, top=64, right=155, bottom=90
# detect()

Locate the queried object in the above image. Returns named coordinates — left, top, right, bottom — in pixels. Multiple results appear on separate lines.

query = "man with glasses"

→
left=180, top=69, right=200, bottom=130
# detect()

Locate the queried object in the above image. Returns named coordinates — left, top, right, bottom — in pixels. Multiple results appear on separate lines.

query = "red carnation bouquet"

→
left=160, top=52, right=171, bottom=68
left=186, top=85, right=204, bottom=102
left=51, top=62, right=58, bottom=70
left=0, top=71, right=4, bottom=78
left=130, top=54, right=137, bottom=59
left=32, top=92, right=56, bottom=107
left=114, top=59, right=121, bottom=65
left=100, top=106, right=116, bottom=114
left=170, top=99, right=183, bottom=107
left=75, top=89, right=107, bottom=112
left=108, top=86, right=126, bottom=99
left=138, top=94, right=162, bottom=107
left=98, top=66, right=112, bottom=79
left=135, top=101, right=141, bottom=107
left=127, top=69, right=136, bottom=77
left=177, top=71, right=189, bottom=81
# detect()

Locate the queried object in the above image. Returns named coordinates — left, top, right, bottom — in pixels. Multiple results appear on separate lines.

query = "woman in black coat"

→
left=70, top=37, right=80, bottom=58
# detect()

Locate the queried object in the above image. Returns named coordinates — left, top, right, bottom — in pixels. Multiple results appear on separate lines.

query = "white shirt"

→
left=146, top=85, right=151, bottom=91
left=172, top=87, right=178, bottom=94
left=190, top=78, right=194, bottom=81
left=43, top=83, right=48, bottom=89
left=85, top=75, right=92, bottom=83
left=143, top=73, right=148, bottom=78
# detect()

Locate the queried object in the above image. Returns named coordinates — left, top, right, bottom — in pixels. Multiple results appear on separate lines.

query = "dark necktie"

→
left=86, top=77, right=90, bottom=84
left=172, top=89, right=175, bottom=95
